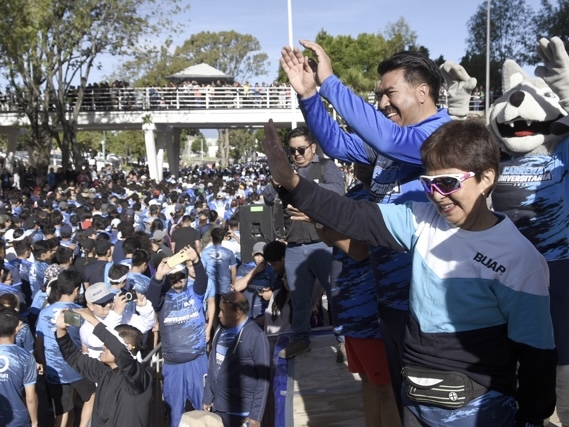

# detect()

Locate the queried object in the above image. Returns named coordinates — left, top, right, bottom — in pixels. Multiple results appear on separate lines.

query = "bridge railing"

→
left=0, top=86, right=298, bottom=113
left=0, top=86, right=491, bottom=114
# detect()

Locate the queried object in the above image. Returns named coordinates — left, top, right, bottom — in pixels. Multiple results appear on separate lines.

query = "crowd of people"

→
left=0, top=38, right=566, bottom=427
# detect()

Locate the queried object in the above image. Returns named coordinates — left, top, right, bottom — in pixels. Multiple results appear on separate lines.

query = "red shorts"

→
left=345, top=336, right=391, bottom=385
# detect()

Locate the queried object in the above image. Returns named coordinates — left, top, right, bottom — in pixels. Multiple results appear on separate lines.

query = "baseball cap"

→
left=111, top=218, right=121, bottom=228
left=60, top=224, right=73, bottom=238
left=85, top=282, right=114, bottom=305
left=152, top=229, right=168, bottom=241
left=23, top=217, right=38, bottom=229
left=252, top=241, right=266, bottom=256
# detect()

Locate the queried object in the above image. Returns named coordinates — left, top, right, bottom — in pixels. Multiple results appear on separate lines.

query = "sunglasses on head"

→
left=288, top=144, right=312, bottom=156
left=419, top=172, right=476, bottom=196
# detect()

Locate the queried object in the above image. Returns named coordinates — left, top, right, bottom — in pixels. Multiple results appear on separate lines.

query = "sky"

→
left=96, top=0, right=545, bottom=83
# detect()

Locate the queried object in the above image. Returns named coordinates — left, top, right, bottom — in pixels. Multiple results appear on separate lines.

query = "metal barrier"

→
left=143, top=342, right=169, bottom=427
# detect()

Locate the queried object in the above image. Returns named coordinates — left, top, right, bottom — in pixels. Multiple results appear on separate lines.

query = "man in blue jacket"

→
left=280, top=41, right=451, bottom=411
left=203, top=291, right=270, bottom=427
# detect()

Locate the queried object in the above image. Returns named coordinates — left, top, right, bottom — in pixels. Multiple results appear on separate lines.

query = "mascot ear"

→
left=439, top=61, right=477, bottom=120
left=502, top=60, right=532, bottom=92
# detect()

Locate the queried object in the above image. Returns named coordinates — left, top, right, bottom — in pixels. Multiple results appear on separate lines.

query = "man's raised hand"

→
left=280, top=46, right=317, bottom=99
left=262, top=119, right=299, bottom=191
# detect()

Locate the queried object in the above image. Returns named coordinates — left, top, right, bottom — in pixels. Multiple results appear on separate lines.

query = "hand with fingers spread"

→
left=280, top=46, right=318, bottom=99
left=299, top=40, right=334, bottom=85
left=262, top=119, right=299, bottom=191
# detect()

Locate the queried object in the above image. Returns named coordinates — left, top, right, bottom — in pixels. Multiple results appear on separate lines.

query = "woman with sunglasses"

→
left=261, top=118, right=556, bottom=427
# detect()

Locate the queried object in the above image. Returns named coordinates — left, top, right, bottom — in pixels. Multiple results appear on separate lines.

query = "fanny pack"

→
left=402, top=366, right=488, bottom=409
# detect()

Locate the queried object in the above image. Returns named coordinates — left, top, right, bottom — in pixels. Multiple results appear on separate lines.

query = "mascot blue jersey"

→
left=493, top=138, right=569, bottom=260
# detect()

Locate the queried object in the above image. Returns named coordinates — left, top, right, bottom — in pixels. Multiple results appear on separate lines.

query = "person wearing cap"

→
left=55, top=307, right=153, bottom=427
left=79, top=280, right=154, bottom=359
left=149, top=229, right=173, bottom=270
left=233, top=242, right=278, bottom=322
left=146, top=246, right=209, bottom=427
left=4, top=228, right=26, bottom=262
left=35, top=270, right=97, bottom=427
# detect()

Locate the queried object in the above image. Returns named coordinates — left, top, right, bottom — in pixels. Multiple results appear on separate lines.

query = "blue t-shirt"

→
left=29, top=261, right=49, bottom=299
left=0, top=344, right=37, bottom=427
left=200, top=245, right=237, bottom=295
left=127, top=272, right=151, bottom=295
left=36, top=301, right=83, bottom=384
left=158, top=283, right=207, bottom=364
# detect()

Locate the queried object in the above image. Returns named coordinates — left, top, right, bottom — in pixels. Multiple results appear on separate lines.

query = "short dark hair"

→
left=221, top=291, right=249, bottom=314
left=131, top=249, right=150, bottom=267
left=378, top=51, right=443, bottom=105
left=109, top=264, right=130, bottom=281
left=287, top=126, right=317, bottom=145
left=122, top=237, right=139, bottom=256
left=49, top=269, right=82, bottom=302
left=0, top=307, right=19, bottom=337
left=263, top=240, right=286, bottom=262
left=211, top=227, right=225, bottom=244
left=55, top=246, right=74, bottom=264
left=115, top=324, right=143, bottom=356
left=421, top=119, right=500, bottom=193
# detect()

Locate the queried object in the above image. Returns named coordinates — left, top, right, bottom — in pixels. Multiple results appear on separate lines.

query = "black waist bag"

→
left=402, top=366, right=488, bottom=409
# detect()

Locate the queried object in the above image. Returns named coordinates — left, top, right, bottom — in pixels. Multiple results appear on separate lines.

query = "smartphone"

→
left=167, top=250, right=190, bottom=268
left=63, top=311, right=82, bottom=327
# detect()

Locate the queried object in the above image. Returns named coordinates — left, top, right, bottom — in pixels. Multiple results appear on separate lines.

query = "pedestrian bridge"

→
left=0, top=86, right=306, bottom=131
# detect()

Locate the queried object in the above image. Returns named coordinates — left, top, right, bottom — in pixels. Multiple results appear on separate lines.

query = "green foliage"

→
left=0, top=0, right=185, bottom=173
left=115, top=30, right=271, bottom=86
left=534, top=0, right=569, bottom=55
left=174, top=31, right=270, bottom=82
left=465, top=0, right=537, bottom=68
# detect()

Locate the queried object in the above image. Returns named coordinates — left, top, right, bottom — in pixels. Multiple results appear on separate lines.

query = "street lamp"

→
left=287, top=0, right=297, bottom=128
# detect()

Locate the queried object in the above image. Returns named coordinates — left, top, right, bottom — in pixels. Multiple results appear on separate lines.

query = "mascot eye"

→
left=544, top=91, right=558, bottom=99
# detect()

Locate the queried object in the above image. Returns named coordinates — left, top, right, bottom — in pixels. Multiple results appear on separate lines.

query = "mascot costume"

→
left=444, top=37, right=569, bottom=427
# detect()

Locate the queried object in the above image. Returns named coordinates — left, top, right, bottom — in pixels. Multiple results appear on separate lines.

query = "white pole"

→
left=287, top=0, right=297, bottom=129
left=485, top=0, right=491, bottom=114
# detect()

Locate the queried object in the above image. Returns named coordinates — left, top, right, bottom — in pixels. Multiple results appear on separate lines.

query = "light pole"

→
left=485, top=0, right=491, bottom=113
left=287, top=0, right=297, bottom=128
left=101, top=130, right=106, bottom=161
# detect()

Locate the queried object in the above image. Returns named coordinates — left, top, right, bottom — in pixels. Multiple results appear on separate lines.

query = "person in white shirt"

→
left=80, top=282, right=155, bottom=359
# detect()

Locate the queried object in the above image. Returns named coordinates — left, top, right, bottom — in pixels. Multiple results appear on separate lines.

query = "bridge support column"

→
left=143, top=123, right=158, bottom=181
left=3, top=128, right=20, bottom=174
left=167, top=128, right=181, bottom=178
left=156, top=125, right=173, bottom=182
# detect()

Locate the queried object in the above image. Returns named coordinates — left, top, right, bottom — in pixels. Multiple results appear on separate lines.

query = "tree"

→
left=173, top=31, right=270, bottom=83
left=465, top=0, right=536, bottom=71
left=228, top=128, right=258, bottom=163
left=534, top=0, right=569, bottom=54
left=0, top=0, right=184, bottom=175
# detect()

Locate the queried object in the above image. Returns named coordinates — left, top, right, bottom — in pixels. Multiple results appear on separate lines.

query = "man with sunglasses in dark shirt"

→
left=262, top=127, right=344, bottom=359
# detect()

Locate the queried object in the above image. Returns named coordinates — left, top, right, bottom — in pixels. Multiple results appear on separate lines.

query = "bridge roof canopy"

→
left=167, top=63, right=234, bottom=85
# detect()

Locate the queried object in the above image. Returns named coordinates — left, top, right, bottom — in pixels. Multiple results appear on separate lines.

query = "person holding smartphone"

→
left=55, top=307, right=153, bottom=427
